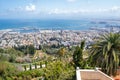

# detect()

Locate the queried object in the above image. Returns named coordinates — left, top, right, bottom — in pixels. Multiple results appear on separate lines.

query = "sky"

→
left=0, top=0, right=120, bottom=19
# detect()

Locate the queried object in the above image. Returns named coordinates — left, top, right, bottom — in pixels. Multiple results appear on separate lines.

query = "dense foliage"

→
left=43, top=61, right=75, bottom=80
left=72, top=41, right=88, bottom=69
left=0, top=48, right=24, bottom=62
left=14, top=45, right=35, bottom=55
left=16, top=69, right=44, bottom=80
left=0, top=61, right=18, bottom=80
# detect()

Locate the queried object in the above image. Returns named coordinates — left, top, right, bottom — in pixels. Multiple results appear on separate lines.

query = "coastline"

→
left=0, top=18, right=120, bottom=48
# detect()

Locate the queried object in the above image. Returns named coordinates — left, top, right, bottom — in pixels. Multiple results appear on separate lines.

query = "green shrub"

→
left=17, top=69, right=44, bottom=79
left=0, top=61, right=18, bottom=80
left=44, top=61, right=75, bottom=80
left=6, top=77, right=13, bottom=80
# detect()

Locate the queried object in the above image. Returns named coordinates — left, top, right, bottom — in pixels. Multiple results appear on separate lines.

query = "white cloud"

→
left=73, top=9, right=90, bottom=13
left=49, top=8, right=70, bottom=14
left=25, top=4, right=36, bottom=12
left=67, top=0, right=76, bottom=2
left=48, top=8, right=97, bottom=15
left=6, top=5, right=120, bottom=17
left=96, top=6, right=120, bottom=12
left=48, top=6, right=120, bottom=15
left=111, top=6, right=120, bottom=11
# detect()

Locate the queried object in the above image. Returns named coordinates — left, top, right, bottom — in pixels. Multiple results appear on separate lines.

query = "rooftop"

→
left=76, top=68, right=113, bottom=80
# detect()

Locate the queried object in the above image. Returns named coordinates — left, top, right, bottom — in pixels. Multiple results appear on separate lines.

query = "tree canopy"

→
left=73, top=41, right=85, bottom=68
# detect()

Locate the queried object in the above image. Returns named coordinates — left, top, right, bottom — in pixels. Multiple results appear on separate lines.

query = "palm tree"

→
left=89, top=33, right=120, bottom=76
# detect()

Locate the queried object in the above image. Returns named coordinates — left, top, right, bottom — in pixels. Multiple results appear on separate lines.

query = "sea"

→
left=0, top=19, right=120, bottom=32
